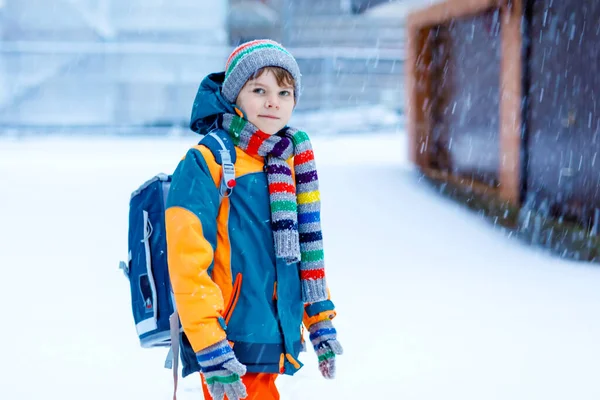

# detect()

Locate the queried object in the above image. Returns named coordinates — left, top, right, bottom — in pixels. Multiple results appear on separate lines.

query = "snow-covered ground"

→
left=2, top=127, right=600, bottom=400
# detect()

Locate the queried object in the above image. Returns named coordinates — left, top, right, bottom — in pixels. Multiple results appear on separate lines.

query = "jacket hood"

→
left=189, top=72, right=236, bottom=135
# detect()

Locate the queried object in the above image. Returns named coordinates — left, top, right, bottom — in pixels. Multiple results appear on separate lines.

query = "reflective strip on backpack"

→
left=136, top=318, right=158, bottom=336
left=137, top=210, right=158, bottom=334
left=207, top=132, right=236, bottom=198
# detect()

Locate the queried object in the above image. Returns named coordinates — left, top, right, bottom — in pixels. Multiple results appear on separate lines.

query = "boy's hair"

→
left=249, top=67, right=297, bottom=104
left=251, top=66, right=295, bottom=90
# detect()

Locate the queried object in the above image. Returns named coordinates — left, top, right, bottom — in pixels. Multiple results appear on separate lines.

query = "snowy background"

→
left=2, top=112, right=600, bottom=399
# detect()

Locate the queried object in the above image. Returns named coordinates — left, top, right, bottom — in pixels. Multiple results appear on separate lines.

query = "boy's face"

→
left=235, top=69, right=295, bottom=135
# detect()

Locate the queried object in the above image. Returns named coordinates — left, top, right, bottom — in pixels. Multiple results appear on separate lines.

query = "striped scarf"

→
left=219, top=113, right=327, bottom=304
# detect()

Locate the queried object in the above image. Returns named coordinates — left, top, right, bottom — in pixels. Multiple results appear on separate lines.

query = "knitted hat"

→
left=222, top=39, right=302, bottom=104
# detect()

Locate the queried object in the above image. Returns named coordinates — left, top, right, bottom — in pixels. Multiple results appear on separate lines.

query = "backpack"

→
left=119, top=130, right=237, bottom=399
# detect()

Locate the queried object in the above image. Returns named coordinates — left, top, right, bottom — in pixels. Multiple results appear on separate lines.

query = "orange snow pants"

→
left=201, top=372, right=279, bottom=400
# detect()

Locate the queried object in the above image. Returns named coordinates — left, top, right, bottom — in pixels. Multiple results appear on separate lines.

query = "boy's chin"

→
left=256, top=123, right=287, bottom=135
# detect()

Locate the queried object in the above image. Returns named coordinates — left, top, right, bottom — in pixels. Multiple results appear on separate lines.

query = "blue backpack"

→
left=119, top=130, right=237, bottom=398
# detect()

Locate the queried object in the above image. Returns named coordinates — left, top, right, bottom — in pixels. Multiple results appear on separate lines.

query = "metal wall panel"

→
left=526, top=0, right=600, bottom=227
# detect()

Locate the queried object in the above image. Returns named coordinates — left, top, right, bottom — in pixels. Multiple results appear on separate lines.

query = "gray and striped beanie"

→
left=222, top=39, right=301, bottom=104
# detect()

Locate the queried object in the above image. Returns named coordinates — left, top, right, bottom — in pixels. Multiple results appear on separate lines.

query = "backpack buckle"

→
left=119, top=260, right=130, bottom=278
left=219, top=149, right=236, bottom=197
left=119, top=250, right=131, bottom=278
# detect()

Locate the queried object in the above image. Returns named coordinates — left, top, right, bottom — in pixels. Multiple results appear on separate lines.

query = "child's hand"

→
left=308, top=320, right=343, bottom=379
left=196, top=339, right=247, bottom=400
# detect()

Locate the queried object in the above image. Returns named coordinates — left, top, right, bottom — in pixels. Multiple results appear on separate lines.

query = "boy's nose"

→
left=266, top=97, right=279, bottom=109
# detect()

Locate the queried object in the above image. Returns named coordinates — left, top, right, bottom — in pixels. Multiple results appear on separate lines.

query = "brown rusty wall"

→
left=499, top=0, right=523, bottom=204
left=407, top=0, right=503, bottom=171
left=406, top=25, right=433, bottom=169
left=427, top=9, right=502, bottom=187
left=407, top=0, right=523, bottom=206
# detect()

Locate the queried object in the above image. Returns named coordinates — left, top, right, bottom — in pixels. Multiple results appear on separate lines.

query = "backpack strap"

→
left=165, top=129, right=237, bottom=400
left=200, top=130, right=237, bottom=198
left=166, top=312, right=181, bottom=400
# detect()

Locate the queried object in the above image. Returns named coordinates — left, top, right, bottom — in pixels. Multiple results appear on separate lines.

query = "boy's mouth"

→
left=258, top=115, right=280, bottom=120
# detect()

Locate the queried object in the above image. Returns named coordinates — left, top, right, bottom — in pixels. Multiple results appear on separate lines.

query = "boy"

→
left=165, top=39, right=342, bottom=400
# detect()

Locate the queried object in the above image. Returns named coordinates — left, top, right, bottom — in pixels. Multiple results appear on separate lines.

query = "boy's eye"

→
left=253, top=88, right=265, bottom=94
left=279, top=90, right=291, bottom=97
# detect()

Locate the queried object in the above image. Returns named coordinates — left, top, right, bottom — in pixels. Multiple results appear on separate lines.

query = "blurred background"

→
left=3, top=2, right=600, bottom=399
left=0, top=0, right=426, bottom=135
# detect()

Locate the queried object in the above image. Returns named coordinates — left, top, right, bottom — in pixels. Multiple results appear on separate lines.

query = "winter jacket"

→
left=165, top=72, right=336, bottom=376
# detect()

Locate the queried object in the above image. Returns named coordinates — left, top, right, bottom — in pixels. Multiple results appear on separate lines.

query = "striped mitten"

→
left=196, top=339, right=247, bottom=400
left=308, top=320, right=343, bottom=379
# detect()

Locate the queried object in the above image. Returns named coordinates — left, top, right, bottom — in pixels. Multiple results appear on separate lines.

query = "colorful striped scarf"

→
left=219, top=113, right=327, bottom=304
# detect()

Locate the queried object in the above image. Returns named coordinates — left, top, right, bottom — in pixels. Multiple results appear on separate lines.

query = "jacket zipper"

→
left=224, top=273, right=242, bottom=324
